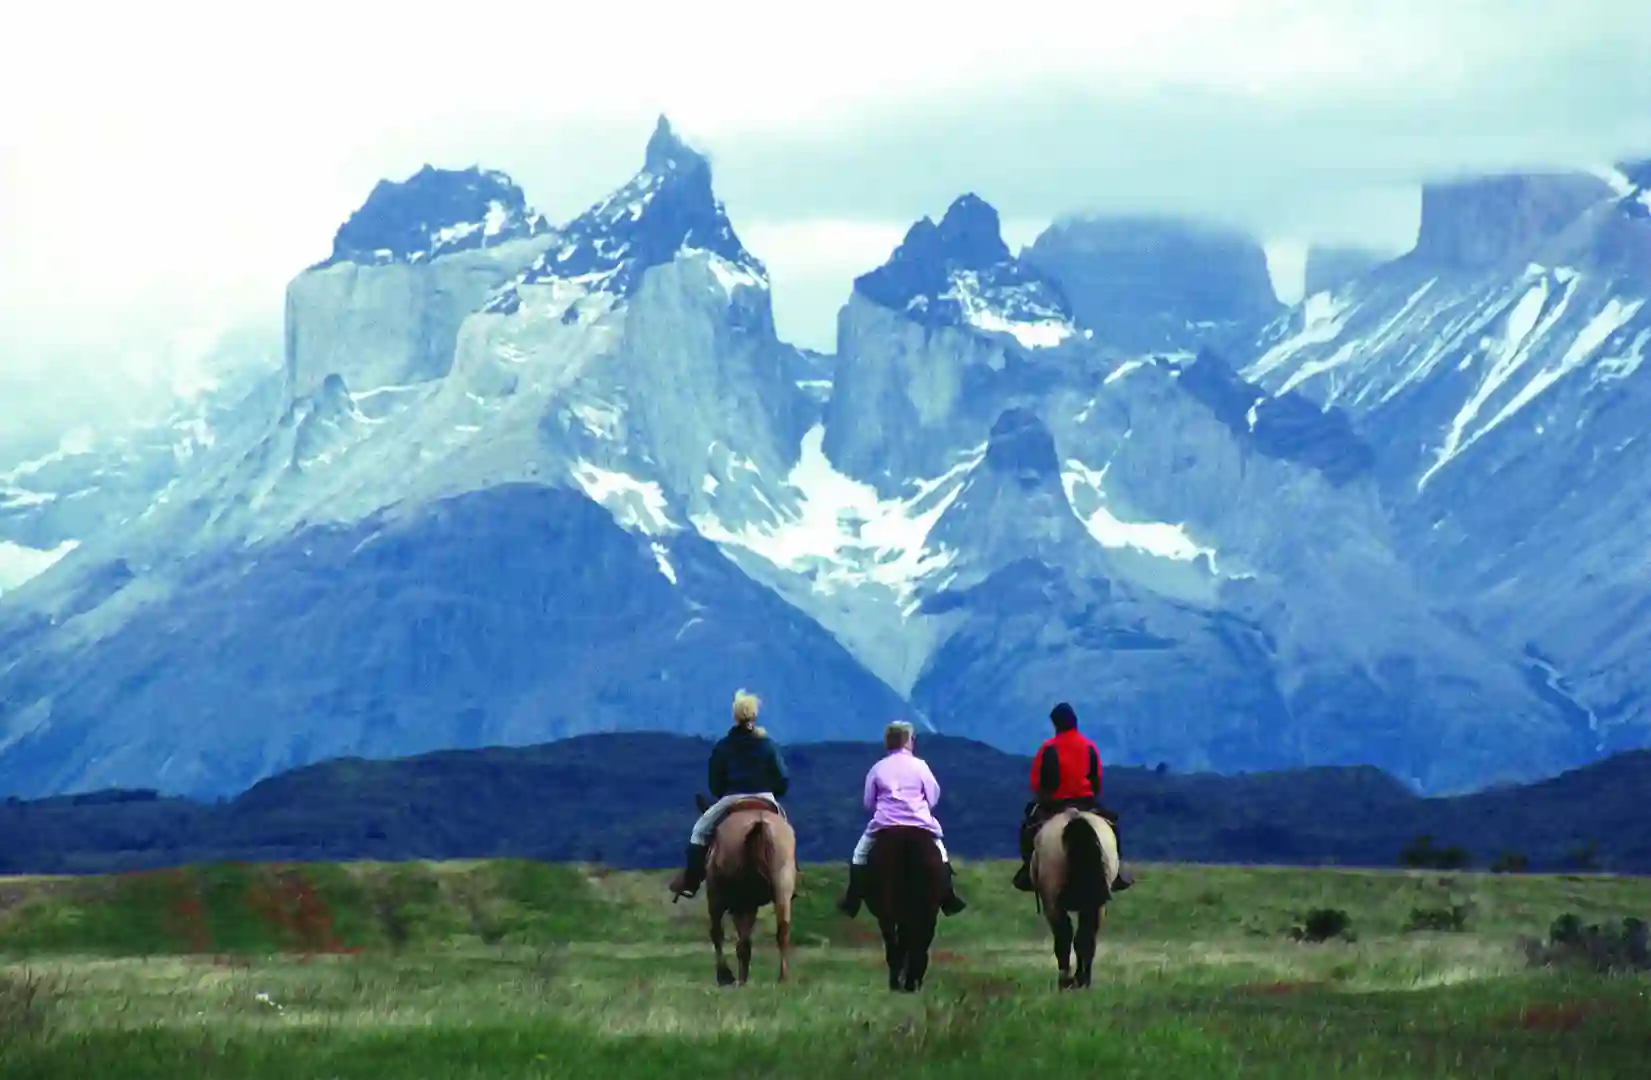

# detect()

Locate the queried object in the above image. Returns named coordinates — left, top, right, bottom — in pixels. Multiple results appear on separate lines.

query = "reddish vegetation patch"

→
left=929, top=950, right=968, bottom=965
left=244, top=869, right=350, bottom=955
left=1515, top=1001, right=1616, bottom=1032
left=841, top=923, right=881, bottom=946
left=1241, top=980, right=1322, bottom=996
left=160, top=871, right=212, bottom=953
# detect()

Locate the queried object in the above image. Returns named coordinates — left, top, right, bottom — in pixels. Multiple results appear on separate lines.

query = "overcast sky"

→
left=2, top=0, right=1648, bottom=433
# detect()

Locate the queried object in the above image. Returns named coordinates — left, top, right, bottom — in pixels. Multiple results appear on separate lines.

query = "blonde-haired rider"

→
left=668, top=689, right=791, bottom=899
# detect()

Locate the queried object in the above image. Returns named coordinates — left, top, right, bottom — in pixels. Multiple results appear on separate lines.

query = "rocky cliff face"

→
left=1242, top=167, right=1651, bottom=753
left=1409, top=172, right=1614, bottom=271
left=1022, top=216, right=1282, bottom=354
left=285, top=165, right=556, bottom=401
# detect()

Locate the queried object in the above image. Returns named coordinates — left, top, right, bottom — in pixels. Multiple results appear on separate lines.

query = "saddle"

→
left=1025, top=799, right=1118, bottom=829
left=694, top=793, right=788, bottom=819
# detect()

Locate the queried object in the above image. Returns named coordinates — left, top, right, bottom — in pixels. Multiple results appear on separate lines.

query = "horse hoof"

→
left=1058, top=976, right=1077, bottom=991
left=716, top=968, right=736, bottom=987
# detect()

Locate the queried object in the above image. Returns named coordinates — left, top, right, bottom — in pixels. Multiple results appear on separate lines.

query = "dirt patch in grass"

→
left=1511, top=1000, right=1624, bottom=1032
left=1239, top=980, right=1325, bottom=996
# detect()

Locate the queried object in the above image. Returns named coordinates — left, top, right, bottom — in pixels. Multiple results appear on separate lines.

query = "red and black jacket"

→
left=1030, top=728, right=1101, bottom=805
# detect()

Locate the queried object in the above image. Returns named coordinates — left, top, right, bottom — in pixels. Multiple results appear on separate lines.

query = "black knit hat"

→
left=1050, top=702, right=1078, bottom=731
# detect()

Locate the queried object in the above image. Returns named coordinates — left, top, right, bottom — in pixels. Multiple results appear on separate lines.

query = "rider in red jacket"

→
left=1012, top=702, right=1135, bottom=892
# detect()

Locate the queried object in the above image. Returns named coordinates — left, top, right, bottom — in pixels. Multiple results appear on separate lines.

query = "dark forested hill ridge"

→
left=2, top=733, right=1646, bottom=876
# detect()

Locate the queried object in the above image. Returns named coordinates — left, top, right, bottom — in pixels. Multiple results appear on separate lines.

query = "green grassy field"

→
left=2, top=858, right=1648, bottom=1078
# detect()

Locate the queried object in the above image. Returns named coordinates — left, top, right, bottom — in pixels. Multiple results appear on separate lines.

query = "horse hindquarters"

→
left=1059, top=816, right=1108, bottom=911
left=1059, top=817, right=1108, bottom=989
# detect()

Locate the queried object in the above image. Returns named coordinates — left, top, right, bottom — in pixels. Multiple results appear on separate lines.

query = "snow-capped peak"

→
left=854, top=193, right=1077, bottom=350
left=318, top=165, right=550, bottom=269
left=486, top=114, right=766, bottom=315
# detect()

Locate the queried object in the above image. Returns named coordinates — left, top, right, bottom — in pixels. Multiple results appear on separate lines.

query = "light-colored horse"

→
left=1029, top=808, right=1120, bottom=990
left=699, top=795, right=797, bottom=986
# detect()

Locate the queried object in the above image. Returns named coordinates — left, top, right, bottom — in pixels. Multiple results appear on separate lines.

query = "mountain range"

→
left=1, top=116, right=1648, bottom=801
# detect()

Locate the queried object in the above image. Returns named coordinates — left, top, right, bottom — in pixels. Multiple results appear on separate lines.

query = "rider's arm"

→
left=920, top=761, right=940, bottom=808
left=862, top=765, right=877, bottom=813
left=767, top=741, right=791, bottom=798
left=1087, top=745, right=1101, bottom=800
left=708, top=743, right=728, bottom=798
left=1036, top=744, right=1060, bottom=799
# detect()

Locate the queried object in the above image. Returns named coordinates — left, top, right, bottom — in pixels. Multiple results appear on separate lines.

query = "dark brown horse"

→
left=694, top=794, right=797, bottom=986
left=864, top=825, right=947, bottom=992
left=1029, top=808, right=1118, bottom=990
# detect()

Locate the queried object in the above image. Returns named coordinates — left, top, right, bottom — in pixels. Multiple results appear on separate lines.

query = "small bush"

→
left=1290, top=908, right=1354, bottom=944
left=1404, top=902, right=1473, bottom=933
left=1400, top=834, right=1471, bottom=870
left=1490, top=851, right=1529, bottom=874
left=1524, top=913, right=1650, bottom=973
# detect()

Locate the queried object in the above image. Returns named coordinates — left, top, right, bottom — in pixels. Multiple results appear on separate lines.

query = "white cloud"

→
left=1, top=0, right=1647, bottom=405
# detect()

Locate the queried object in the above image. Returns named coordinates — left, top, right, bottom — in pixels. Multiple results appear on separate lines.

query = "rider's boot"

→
left=1012, top=817, right=1037, bottom=892
left=667, top=842, right=708, bottom=899
left=939, top=861, right=968, bottom=916
left=1112, top=823, right=1135, bottom=892
left=836, top=863, right=867, bottom=918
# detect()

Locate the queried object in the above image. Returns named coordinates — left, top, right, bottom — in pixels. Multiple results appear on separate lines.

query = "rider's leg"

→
left=838, top=827, right=875, bottom=917
left=1012, top=810, right=1041, bottom=892
left=669, top=797, right=729, bottom=897
left=1101, top=807, right=1135, bottom=891
left=935, top=838, right=967, bottom=916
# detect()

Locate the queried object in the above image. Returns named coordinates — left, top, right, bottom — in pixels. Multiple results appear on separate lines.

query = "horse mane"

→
left=1059, top=814, right=1110, bottom=910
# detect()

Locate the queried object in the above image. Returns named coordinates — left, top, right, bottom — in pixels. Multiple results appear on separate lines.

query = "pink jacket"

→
left=863, top=748, right=944, bottom=837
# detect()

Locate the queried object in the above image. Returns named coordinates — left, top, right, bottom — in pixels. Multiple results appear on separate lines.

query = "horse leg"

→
left=732, top=910, right=756, bottom=987
left=773, top=892, right=793, bottom=984
left=878, top=915, right=903, bottom=991
left=904, top=910, right=937, bottom=993
left=1075, top=906, right=1100, bottom=989
left=710, top=902, right=735, bottom=987
left=1049, top=911, right=1076, bottom=990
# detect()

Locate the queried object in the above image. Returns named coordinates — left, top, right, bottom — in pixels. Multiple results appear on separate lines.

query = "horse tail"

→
left=744, top=817, right=775, bottom=883
left=1060, top=815, right=1108, bottom=910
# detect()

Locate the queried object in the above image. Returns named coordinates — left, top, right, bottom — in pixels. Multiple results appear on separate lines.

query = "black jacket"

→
left=708, top=726, right=790, bottom=798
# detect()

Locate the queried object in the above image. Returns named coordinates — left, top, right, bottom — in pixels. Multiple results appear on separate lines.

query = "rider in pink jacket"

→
left=837, top=721, right=967, bottom=918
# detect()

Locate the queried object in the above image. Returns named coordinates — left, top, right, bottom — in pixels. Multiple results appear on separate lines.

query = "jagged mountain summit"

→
left=0, top=118, right=1625, bottom=800
left=853, top=193, right=1080, bottom=350
left=487, top=117, right=764, bottom=314
left=318, top=165, right=551, bottom=269
left=1241, top=164, right=1651, bottom=753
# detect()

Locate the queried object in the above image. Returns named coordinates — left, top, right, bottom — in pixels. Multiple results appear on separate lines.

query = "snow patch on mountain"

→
left=1061, top=459, right=1219, bottom=565
left=0, top=540, right=78, bottom=594
left=570, top=462, right=675, bottom=535
left=690, top=426, right=981, bottom=613
left=942, top=269, right=1075, bottom=349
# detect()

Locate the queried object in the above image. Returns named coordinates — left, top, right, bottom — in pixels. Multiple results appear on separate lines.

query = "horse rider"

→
left=1012, top=701, right=1135, bottom=893
left=667, top=689, right=791, bottom=900
left=836, top=721, right=968, bottom=919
